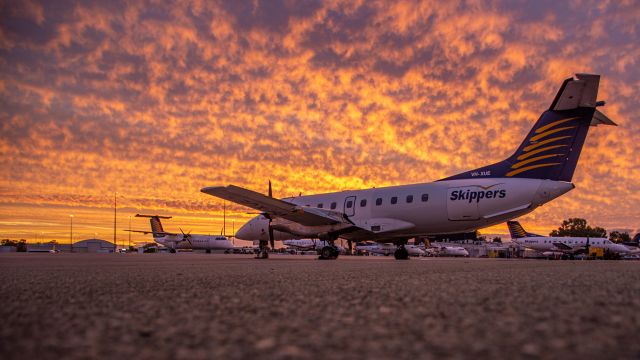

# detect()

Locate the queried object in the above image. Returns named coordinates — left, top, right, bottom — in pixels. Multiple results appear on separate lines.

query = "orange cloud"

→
left=1, top=1, right=639, bottom=242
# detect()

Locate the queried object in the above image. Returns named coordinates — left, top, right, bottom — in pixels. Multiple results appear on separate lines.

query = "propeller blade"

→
left=268, top=180, right=272, bottom=198
left=347, top=240, right=353, bottom=254
left=268, top=223, right=275, bottom=250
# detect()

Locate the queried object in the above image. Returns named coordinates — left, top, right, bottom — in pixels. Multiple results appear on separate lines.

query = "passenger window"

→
left=406, top=195, right=413, bottom=203
left=317, top=203, right=323, bottom=208
left=360, top=199, right=367, bottom=207
left=421, top=194, right=429, bottom=202
left=346, top=201, right=353, bottom=208
left=391, top=196, right=398, bottom=205
left=330, top=202, right=337, bottom=209
left=376, top=198, right=382, bottom=206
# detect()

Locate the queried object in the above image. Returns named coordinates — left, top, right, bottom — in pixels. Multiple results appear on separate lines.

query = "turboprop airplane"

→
left=356, top=242, right=425, bottom=257
left=283, top=239, right=345, bottom=253
left=202, top=74, right=616, bottom=260
left=130, top=214, right=233, bottom=253
left=507, top=220, right=634, bottom=257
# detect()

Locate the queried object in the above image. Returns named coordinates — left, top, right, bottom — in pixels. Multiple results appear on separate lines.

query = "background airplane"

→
left=425, top=245, right=470, bottom=257
left=356, top=242, right=425, bottom=257
left=282, top=239, right=345, bottom=253
left=203, top=74, right=616, bottom=260
left=130, top=214, right=233, bottom=253
left=507, top=220, right=633, bottom=258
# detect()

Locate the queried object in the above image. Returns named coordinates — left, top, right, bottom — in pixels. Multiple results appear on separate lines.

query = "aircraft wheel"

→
left=394, top=246, right=409, bottom=260
left=169, top=248, right=176, bottom=254
left=206, top=249, right=211, bottom=254
left=254, top=250, right=269, bottom=259
left=319, top=246, right=338, bottom=260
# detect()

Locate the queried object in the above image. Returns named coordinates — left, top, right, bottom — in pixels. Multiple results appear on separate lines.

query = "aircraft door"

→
left=447, top=186, right=480, bottom=221
left=344, top=196, right=356, bottom=217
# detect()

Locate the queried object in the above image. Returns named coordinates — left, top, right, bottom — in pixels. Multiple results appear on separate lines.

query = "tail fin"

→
left=135, top=214, right=172, bottom=239
left=507, top=221, right=543, bottom=239
left=443, top=74, right=616, bottom=181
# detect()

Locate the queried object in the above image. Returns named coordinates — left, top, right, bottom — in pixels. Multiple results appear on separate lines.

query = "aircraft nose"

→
left=236, top=221, right=254, bottom=240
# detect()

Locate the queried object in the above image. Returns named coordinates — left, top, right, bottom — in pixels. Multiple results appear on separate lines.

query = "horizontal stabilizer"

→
left=136, top=214, right=172, bottom=219
left=590, top=109, right=617, bottom=126
left=550, top=73, right=600, bottom=110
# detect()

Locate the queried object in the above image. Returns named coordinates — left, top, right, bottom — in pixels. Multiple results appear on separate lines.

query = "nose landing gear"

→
left=255, top=240, right=269, bottom=259
left=394, top=244, right=409, bottom=260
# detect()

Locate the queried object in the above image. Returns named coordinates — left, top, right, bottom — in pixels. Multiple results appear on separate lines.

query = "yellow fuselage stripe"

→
left=517, top=145, right=566, bottom=160
left=530, top=126, right=576, bottom=142
left=535, top=117, right=579, bottom=134
left=523, top=136, right=572, bottom=152
left=511, top=154, right=563, bottom=169
left=506, top=163, right=561, bottom=177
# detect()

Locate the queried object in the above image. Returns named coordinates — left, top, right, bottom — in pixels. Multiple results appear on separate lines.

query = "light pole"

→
left=113, top=192, right=117, bottom=253
left=232, top=219, right=235, bottom=245
left=69, top=215, right=74, bottom=252
left=128, top=215, right=132, bottom=250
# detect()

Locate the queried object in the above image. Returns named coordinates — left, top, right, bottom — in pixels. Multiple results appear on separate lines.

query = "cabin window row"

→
left=313, top=193, right=429, bottom=210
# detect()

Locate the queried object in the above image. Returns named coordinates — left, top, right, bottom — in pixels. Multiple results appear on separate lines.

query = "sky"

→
left=1, top=0, right=639, bottom=245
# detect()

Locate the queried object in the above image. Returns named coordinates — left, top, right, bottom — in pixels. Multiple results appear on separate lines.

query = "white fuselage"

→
left=428, top=246, right=470, bottom=257
left=237, top=178, right=574, bottom=243
left=155, top=235, right=234, bottom=250
left=512, top=236, right=631, bottom=255
left=356, top=243, right=425, bottom=256
left=282, top=239, right=343, bottom=252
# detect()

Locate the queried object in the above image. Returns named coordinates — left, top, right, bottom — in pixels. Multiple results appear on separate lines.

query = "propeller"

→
left=584, top=237, right=590, bottom=256
left=179, top=228, right=192, bottom=245
left=267, top=180, right=275, bottom=250
left=347, top=240, right=353, bottom=255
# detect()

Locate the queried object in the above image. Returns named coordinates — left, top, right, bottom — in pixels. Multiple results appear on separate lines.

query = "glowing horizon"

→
left=1, top=1, right=639, bottom=244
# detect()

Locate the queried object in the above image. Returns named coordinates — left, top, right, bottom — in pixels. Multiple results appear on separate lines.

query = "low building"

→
left=72, top=239, right=115, bottom=253
left=0, top=245, right=17, bottom=252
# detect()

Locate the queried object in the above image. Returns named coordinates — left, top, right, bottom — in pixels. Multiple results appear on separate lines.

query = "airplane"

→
left=282, top=239, right=345, bottom=253
left=130, top=214, right=234, bottom=253
left=507, top=220, right=633, bottom=258
left=426, top=245, right=470, bottom=257
left=356, top=242, right=425, bottom=257
left=201, top=74, right=616, bottom=260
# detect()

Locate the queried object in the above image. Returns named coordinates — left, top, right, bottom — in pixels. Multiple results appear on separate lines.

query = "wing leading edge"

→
left=201, top=185, right=349, bottom=227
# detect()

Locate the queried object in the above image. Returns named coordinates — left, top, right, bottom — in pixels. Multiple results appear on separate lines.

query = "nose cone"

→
left=236, top=222, right=254, bottom=240
left=535, top=180, right=575, bottom=205
left=235, top=216, right=269, bottom=241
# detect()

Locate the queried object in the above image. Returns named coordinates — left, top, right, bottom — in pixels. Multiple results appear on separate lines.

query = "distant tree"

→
left=609, top=231, right=632, bottom=243
left=549, top=218, right=607, bottom=238
left=478, top=235, right=487, bottom=242
left=16, top=239, right=27, bottom=252
left=633, top=233, right=640, bottom=243
left=492, top=237, right=502, bottom=243
left=0, top=239, right=26, bottom=252
left=1, top=239, right=17, bottom=246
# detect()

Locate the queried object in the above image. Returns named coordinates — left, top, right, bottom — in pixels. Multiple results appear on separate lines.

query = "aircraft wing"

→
left=552, top=242, right=573, bottom=251
left=124, top=230, right=177, bottom=236
left=201, top=185, right=350, bottom=226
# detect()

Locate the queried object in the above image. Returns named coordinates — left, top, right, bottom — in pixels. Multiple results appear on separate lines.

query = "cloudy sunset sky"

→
left=1, top=0, right=639, bottom=244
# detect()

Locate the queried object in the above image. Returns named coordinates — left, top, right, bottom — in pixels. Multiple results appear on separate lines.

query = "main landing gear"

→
left=394, top=244, right=409, bottom=260
left=318, top=245, right=340, bottom=260
left=255, top=240, right=269, bottom=259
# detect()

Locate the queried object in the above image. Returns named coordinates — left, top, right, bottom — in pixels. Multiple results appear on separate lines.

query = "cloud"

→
left=0, top=0, right=638, bottom=241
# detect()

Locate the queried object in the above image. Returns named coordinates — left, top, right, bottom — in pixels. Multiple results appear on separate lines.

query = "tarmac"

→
left=1, top=253, right=639, bottom=360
